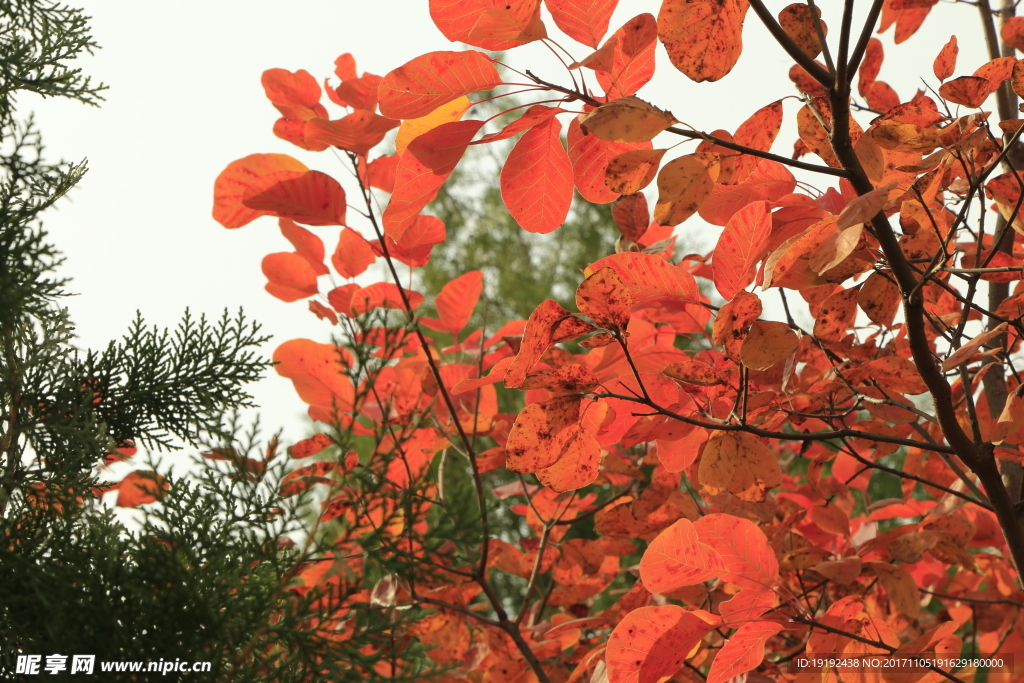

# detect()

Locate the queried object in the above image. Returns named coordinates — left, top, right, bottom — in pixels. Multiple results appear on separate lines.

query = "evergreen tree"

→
left=0, top=3, right=383, bottom=680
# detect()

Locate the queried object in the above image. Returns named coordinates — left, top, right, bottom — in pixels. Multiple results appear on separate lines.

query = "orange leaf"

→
left=242, top=170, right=347, bottom=226
left=350, top=282, right=425, bottom=314
left=383, top=120, right=485, bottom=242
left=395, top=96, right=472, bottom=155
left=430, top=0, right=538, bottom=50
left=778, top=3, right=826, bottom=59
left=327, top=284, right=359, bottom=317
left=331, top=228, right=376, bottom=279
left=262, top=253, right=319, bottom=302
left=942, top=322, right=1007, bottom=371
left=694, top=513, right=780, bottom=589
left=606, top=606, right=716, bottom=683
left=837, top=181, right=897, bottom=229
left=304, top=112, right=399, bottom=156
left=568, top=118, right=652, bottom=203
left=698, top=432, right=784, bottom=503
left=213, top=154, right=309, bottom=229
left=576, top=267, right=632, bottom=331
left=604, top=149, right=666, bottom=195
left=1004, top=17, right=1024, bottom=51
left=500, top=116, right=573, bottom=234
left=279, top=219, right=328, bottom=276
left=378, top=51, right=501, bottom=120
left=858, top=270, right=900, bottom=326
left=719, top=590, right=775, bottom=625
left=640, top=518, right=726, bottom=592
left=653, top=154, right=713, bottom=226
left=289, top=433, right=334, bottom=459
left=506, top=395, right=583, bottom=471
left=262, top=68, right=323, bottom=120
left=712, top=200, right=772, bottom=301
left=424, top=270, right=484, bottom=336
left=657, top=0, right=749, bottom=83
left=544, top=0, right=616, bottom=48
left=595, top=13, right=658, bottom=99
left=865, top=561, right=923, bottom=618
left=933, top=35, right=958, bottom=81
left=740, top=321, right=798, bottom=370
left=116, top=470, right=168, bottom=508
left=367, top=154, right=399, bottom=193
left=273, top=339, right=355, bottom=413
left=504, top=299, right=575, bottom=388
left=585, top=252, right=700, bottom=311
left=699, top=159, right=796, bottom=226
left=938, top=76, right=993, bottom=108
left=663, top=359, right=725, bottom=386
left=812, top=286, right=860, bottom=343
left=468, top=0, right=547, bottom=44
left=706, top=621, right=783, bottom=683
left=377, top=214, right=447, bottom=268
left=535, top=428, right=602, bottom=491
left=732, top=101, right=783, bottom=182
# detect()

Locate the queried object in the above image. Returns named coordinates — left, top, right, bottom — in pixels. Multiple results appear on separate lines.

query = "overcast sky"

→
left=21, top=0, right=990, bottom=456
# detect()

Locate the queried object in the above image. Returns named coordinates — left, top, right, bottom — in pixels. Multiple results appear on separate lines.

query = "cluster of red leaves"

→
left=207, top=1, right=1024, bottom=682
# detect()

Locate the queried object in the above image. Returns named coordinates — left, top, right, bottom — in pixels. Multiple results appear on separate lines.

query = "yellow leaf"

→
left=395, top=95, right=472, bottom=155
left=653, top=155, right=713, bottom=226
left=581, top=96, right=678, bottom=143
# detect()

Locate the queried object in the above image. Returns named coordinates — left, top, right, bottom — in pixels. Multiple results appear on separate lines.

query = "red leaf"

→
left=693, top=513, right=779, bottom=590
left=640, top=518, right=726, bottom=592
left=657, top=0, right=749, bottom=83
left=213, top=154, right=309, bottom=229
left=115, top=471, right=168, bottom=508
left=606, top=606, right=716, bottom=683
left=706, top=621, right=784, bottom=683
left=383, top=120, right=485, bottom=242
left=328, top=55, right=383, bottom=111
left=712, top=200, right=772, bottom=301
left=423, top=270, right=484, bottom=336
left=350, top=283, right=425, bottom=314
left=377, top=214, right=447, bottom=268
left=586, top=252, right=700, bottom=311
left=544, top=0, right=616, bottom=48
left=262, top=253, right=319, bottom=302
left=378, top=51, right=501, bottom=120
left=857, top=38, right=884, bottom=93
left=612, top=193, right=650, bottom=242
left=568, top=119, right=652, bottom=204
left=242, top=170, right=347, bottom=226
left=331, top=227, right=376, bottom=279
left=304, top=112, right=399, bottom=156
left=367, top=154, right=399, bottom=193
left=501, top=116, right=573, bottom=233
left=279, top=219, right=328, bottom=276
left=327, top=284, right=360, bottom=317
left=595, top=13, right=658, bottom=98
left=474, top=104, right=563, bottom=144
left=289, top=433, right=334, bottom=459
left=699, top=159, right=796, bottom=226
left=430, top=0, right=540, bottom=50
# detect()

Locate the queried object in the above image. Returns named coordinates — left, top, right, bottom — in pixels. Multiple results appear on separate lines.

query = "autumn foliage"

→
left=196, top=0, right=1024, bottom=680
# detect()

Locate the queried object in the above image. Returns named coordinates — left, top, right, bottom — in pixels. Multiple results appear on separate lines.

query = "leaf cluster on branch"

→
left=213, top=0, right=1024, bottom=681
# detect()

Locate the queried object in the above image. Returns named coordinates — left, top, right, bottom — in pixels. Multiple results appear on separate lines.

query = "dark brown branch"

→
left=747, top=0, right=834, bottom=87
left=845, top=0, right=886, bottom=87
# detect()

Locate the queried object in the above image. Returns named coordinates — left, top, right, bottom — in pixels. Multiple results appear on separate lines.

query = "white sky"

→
left=20, top=0, right=992, bottom=455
